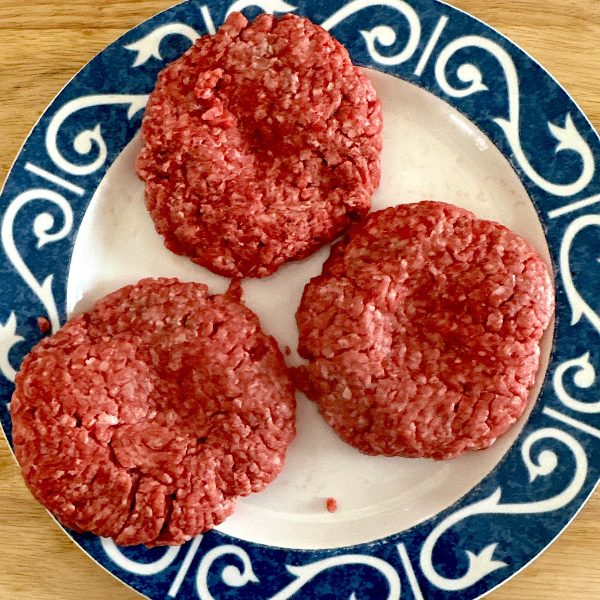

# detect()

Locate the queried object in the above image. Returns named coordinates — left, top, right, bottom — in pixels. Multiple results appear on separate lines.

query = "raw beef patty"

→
left=11, top=278, right=296, bottom=545
left=137, top=12, right=383, bottom=278
left=293, top=201, right=554, bottom=460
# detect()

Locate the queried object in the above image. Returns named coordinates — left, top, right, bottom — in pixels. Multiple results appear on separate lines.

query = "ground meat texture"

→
left=10, top=278, right=295, bottom=546
left=137, top=12, right=382, bottom=278
left=294, top=202, right=554, bottom=460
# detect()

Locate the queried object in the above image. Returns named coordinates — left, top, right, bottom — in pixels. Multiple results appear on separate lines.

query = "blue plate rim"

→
left=1, top=1, right=600, bottom=598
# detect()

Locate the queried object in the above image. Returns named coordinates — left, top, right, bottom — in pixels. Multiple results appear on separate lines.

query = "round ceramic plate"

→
left=1, top=0, right=600, bottom=598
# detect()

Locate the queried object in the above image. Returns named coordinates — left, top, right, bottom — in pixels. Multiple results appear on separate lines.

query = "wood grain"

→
left=0, top=1, right=598, bottom=598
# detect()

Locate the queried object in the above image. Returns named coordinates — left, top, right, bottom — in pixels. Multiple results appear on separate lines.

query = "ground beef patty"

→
left=294, top=202, right=554, bottom=460
left=10, top=278, right=295, bottom=546
left=137, top=12, right=382, bottom=278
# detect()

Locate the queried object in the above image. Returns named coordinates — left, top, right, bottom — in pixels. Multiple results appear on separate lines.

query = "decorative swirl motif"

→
left=196, top=545, right=401, bottom=599
left=100, top=537, right=180, bottom=575
left=124, top=23, right=201, bottom=68
left=1, top=189, right=74, bottom=334
left=278, top=555, right=401, bottom=600
left=554, top=353, right=600, bottom=413
left=196, top=545, right=258, bottom=599
left=321, top=0, right=421, bottom=66
left=225, top=0, right=297, bottom=17
left=46, top=94, right=149, bottom=177
left=560, top=214, right=600, bottom=335
left=0, top=312, right=23, bottom=383
left=435, top=35, right=595, bottom=197
left=420, top=427, right=587, bottom=591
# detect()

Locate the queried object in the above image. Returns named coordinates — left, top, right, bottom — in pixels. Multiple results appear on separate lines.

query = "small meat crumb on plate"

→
left=36, top=316, right=51, bottom=334
left=326, top=497, right=338, bottom=513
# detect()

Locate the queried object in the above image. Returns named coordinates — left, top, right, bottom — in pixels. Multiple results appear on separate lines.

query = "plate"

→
left=1, top=0, right=600, bottom=598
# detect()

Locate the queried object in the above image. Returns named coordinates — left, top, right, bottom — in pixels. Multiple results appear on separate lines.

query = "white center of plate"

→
left=67, top=70, right=553, bottom=551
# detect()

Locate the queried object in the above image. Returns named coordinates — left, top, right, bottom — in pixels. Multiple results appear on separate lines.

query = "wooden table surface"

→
left=0, top=1, right=598, bottom=598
